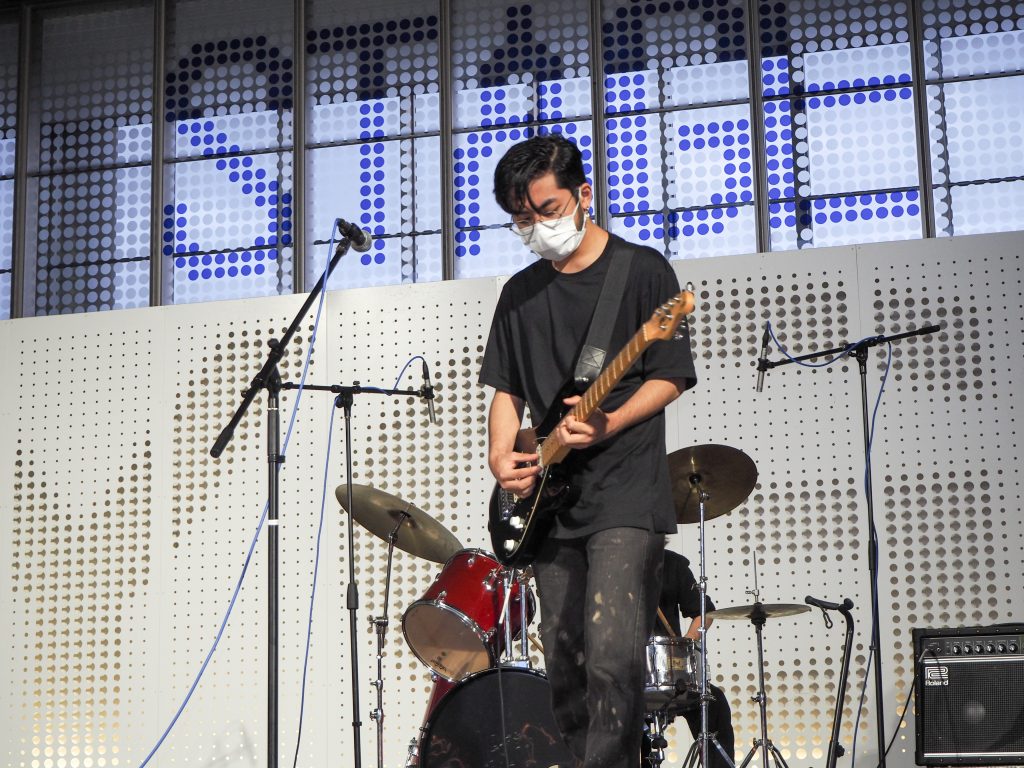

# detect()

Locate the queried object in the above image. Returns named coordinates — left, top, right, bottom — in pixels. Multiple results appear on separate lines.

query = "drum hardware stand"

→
left=643, top=709, right=673, bottom=767
left=758, top=322, right=941, bottom=768
left=209, top=229, right=356, bottom=768
left=369, top=511, right=410, bottom=768
left=498, top=568, right=533, bottom=667
left=733, top=600, right=788, bottom=768
left=679, top=481, right=736, bottom=768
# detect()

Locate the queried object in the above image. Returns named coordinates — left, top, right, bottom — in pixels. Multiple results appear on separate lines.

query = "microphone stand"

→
left=209, top=236, right=353, bottom=768
left=278, top=380, right=435, bottom=768
left=758, top=323, right=940, bottom=768
left=806, top=596, right=856, bottom=768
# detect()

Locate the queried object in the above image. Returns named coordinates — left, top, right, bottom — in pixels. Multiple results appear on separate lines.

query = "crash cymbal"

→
left=706, top=602, right=811, bottom=621
left=668, top=444, right=757, bottom=524
left=336, top=484, right=462, bottom=563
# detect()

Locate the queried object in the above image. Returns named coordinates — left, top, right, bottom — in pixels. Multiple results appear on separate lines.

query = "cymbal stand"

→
left=681, top=480, right=735, bottom=768
left=369, top=511, right=409, bottom=768
left=735, top=603, right=789, bottom=768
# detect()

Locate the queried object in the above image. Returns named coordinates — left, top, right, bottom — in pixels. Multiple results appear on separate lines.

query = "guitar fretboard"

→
left=539, top=328, right=651, bottom=468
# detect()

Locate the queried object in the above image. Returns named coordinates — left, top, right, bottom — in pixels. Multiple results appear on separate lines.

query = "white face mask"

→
left=514, top=196, right=587, bottom=262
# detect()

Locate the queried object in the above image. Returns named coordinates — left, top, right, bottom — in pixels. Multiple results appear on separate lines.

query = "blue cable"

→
left=393, top=354, right=425, bottom=390
left=767, top=320, right=865, bottom=368
left=136, top=501, right=269, bottom=768
left=290, top=402, right=338, bottom=768
left=136, top=226, right=341, bottom=768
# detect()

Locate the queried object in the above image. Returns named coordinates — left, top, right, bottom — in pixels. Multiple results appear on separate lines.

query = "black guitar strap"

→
left=573, top=245, right=635, bottom=388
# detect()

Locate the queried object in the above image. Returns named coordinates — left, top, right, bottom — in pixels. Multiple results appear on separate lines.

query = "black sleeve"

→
left=479, top=283, right=525, bottom=399
left=633, top=251, right=698, bottom=390
left=673, top=552, right=716, bottom=619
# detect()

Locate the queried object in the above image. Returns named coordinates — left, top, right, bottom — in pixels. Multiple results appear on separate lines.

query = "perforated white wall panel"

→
left=1, top=232, right=1021, bottom=768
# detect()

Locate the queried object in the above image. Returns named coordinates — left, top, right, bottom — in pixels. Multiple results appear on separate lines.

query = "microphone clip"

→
left=755, top=320, right=771, bottom=392
left=420, top=359, right=438, bottom=426
left=337, top=218, right=373, bottom=253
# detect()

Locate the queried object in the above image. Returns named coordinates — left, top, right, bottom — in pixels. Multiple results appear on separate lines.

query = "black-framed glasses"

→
left=510, top=191, right=580, bottom=237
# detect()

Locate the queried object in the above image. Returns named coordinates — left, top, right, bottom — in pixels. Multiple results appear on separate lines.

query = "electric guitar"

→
left=487, top=289, right=696, bottom=567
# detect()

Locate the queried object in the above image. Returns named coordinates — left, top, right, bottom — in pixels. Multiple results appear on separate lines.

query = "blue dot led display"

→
left=2, top=0, right=1021, bottom=313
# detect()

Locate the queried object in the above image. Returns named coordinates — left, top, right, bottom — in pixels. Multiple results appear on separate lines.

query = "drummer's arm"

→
left=684, top=615, right=713, bottom=641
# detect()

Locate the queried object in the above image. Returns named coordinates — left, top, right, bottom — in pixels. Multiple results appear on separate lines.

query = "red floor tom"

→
left=402, top=548, right=534, bottom=681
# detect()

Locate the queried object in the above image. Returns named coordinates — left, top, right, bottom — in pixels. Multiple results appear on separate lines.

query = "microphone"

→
left=805, top=595, right=853, bottom=612
left=337, top=219, right=373, bottom=253
left=421, top=359, right=437, bottom=425
left=755, top=321, right=770, bottom=393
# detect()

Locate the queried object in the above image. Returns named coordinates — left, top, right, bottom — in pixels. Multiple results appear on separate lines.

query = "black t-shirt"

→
left=479, top=233, right=698, bottom=538
left=658, top=549, right=716, bottom=636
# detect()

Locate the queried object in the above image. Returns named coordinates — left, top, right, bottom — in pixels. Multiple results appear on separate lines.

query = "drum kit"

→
left=338, top=444, right=816, bottom=768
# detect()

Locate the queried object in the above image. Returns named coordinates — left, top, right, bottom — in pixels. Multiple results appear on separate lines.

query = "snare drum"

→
left=402, top=549, right=535, bottom=681
left=644, top=635, right=702, bottom=711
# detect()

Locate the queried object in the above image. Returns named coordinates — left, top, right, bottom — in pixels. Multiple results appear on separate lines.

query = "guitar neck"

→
left=540, top=329, right=651, bottom=467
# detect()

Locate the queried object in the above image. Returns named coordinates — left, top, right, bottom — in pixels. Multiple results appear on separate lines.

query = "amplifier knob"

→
left=998, top=643, right=1007, bottom=653
left=986, top=643, right=995, bottom=653
left=1010, top=642, right=1019, bottom=653
left=952, top=645, right=961, bottom=654
left=963, top=645, right=972, bottom=654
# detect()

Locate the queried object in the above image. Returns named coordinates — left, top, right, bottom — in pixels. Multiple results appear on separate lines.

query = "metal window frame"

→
left=4, top=0, right=1024, bottom=314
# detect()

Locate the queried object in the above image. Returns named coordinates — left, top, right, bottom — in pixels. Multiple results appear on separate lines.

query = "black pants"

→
left=533, top=528, right=665, bottom=768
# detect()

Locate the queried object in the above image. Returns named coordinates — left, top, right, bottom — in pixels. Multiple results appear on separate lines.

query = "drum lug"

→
left=436, top=590, right=446, bottom=603
left=483, top=568, right=501, bottom=591
left=404, top=733, right=422, bottom=768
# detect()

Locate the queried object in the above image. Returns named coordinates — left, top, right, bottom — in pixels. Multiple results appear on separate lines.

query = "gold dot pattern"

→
left=3, top=237, right=1022, bottom=768
left=11, top=326, right=154, bottom=768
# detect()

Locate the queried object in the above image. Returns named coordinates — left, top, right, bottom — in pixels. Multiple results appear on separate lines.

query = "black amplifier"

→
left=913, top=624, right=1024, bottom=766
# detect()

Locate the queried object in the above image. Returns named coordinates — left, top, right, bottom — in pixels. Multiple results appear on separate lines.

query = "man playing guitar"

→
left=479, top=134, right=697, bottom=767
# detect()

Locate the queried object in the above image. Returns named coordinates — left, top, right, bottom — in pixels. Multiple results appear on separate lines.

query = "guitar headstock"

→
left=643, top=289, right=696, bottom=341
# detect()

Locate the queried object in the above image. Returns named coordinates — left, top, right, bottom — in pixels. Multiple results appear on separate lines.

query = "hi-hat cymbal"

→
left=668, top=444, right=757, bottom=524
left=706, top=602, right=811, bottom=621
left=336, top=484, right=462, bottom=563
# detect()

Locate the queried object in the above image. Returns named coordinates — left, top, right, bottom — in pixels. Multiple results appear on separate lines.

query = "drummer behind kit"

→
left=338, top=437, right=829, bottom=768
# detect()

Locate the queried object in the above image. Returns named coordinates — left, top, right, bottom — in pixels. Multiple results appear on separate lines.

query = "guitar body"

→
left=485, top=288, right=695, bottom=568
left=488, top=436, right=578, bottom=567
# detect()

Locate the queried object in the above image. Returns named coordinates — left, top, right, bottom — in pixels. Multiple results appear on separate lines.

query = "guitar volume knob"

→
left=510, top=517, right=525, bottom=531
left=503, top=540, right=516, bottom=552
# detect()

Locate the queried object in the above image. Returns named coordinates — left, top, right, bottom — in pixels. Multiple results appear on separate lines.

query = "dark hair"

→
left=493, top=134, right=587, bottom=214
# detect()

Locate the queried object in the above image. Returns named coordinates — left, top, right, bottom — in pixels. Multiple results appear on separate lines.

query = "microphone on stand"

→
left=337, top=219, right=374, bottom=253
left=755, top=322, right=770, bottom=393
left=421, top=359, right=438, bottom=425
